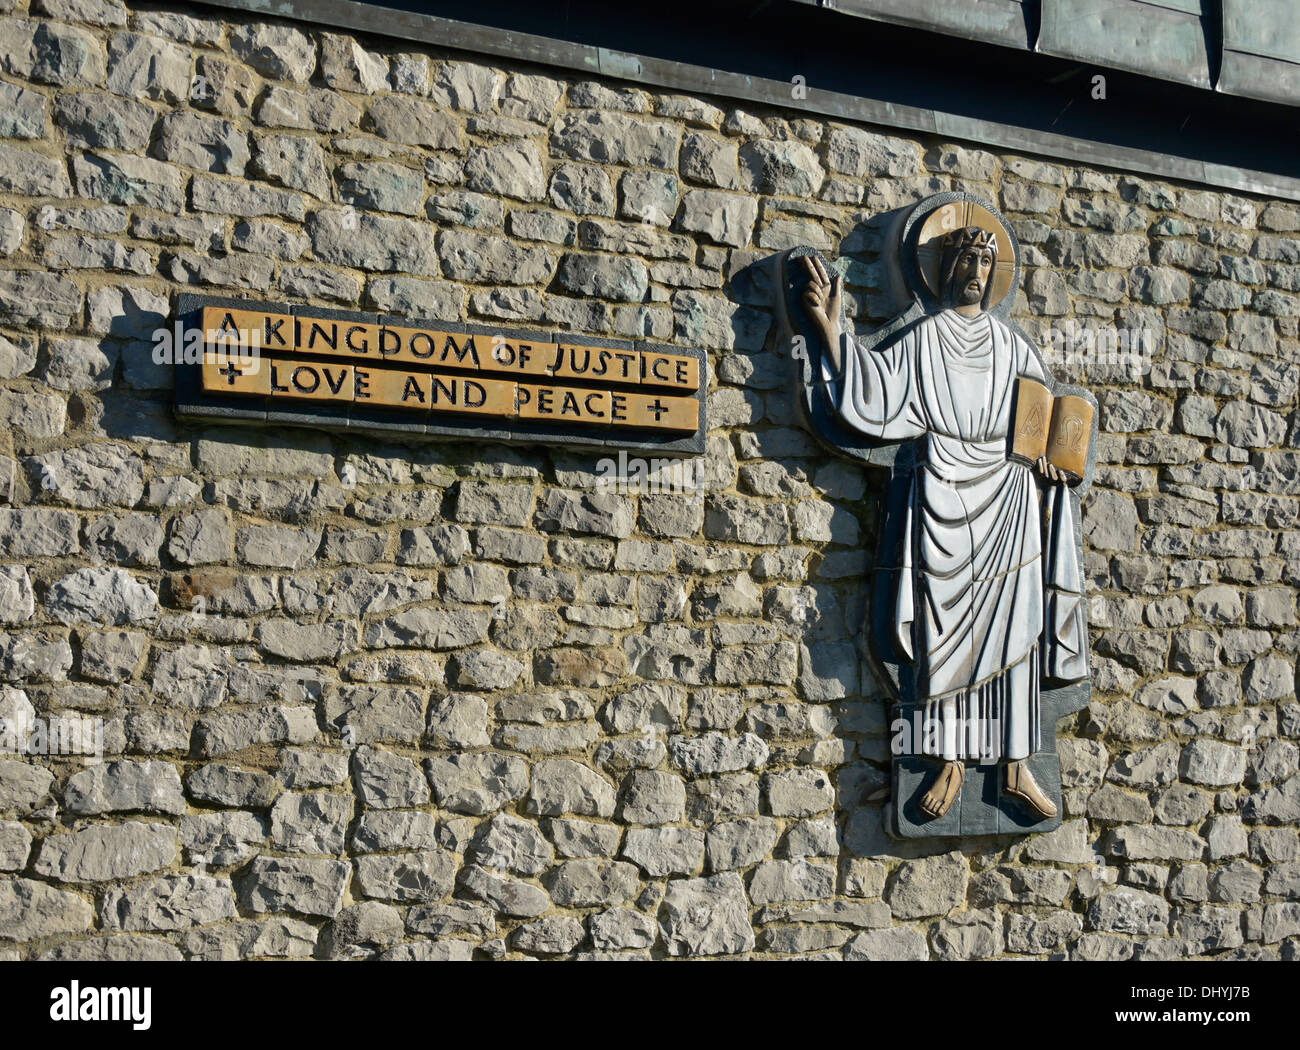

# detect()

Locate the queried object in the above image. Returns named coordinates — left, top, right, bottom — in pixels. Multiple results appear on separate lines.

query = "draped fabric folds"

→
left=1042, top=480, right=1090, bottom=682
left=825, top=310, right=1087, bottom=763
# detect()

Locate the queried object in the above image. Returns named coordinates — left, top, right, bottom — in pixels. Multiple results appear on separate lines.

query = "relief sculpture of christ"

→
left=780, top=195, right=1096, bottom=836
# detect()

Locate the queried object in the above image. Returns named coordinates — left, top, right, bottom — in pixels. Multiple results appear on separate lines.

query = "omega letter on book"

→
left=1010, top=377, right=1093, bottom=480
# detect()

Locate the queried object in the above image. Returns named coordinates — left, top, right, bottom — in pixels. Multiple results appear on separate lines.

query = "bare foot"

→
left=917, top=760, right=964, bottom=819
left=1003, top=760, right=1057, bottom=820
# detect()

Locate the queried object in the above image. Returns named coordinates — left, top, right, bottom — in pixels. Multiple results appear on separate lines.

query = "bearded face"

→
left=940, top=227, right=998, bottom=310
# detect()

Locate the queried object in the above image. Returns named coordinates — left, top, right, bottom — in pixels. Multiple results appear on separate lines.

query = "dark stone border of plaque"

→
left=172, top=293, right=707, bottom=456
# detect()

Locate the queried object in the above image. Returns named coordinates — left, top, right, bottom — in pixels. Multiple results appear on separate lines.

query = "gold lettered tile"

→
left=427, top=372, right=517, bottom=417
left=330, top=320, right=382, bottom=361
left=201, top=351, right=270, bottom=396
left=425, top=330, right=486, bottom=372
left=359, top=367, right=434, bottom=411
left=640, top=350, right=700, bottom=392
left=373, top=327, right=500, bottom=375
left=293, top=315, right=377, bottom=361
left=610, top=391, right=699, bottom=432
left=267, top=358, right=355, bottom=402
left=202, top=307, right=292, bottom=353
left=550, top=342, right=641, bottom=384
left=475, top=332, right=558, bottom=377
left=371, top=324, right=447, bottom=370
left=397, top=329, right=556, bottom=379
left=517, top=383, right=612, bottom=426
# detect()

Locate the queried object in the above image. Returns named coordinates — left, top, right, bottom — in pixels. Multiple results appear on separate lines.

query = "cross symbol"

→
left=218, top=359, right=245, bottom=385
left=647, top=398, right=668, bottom=421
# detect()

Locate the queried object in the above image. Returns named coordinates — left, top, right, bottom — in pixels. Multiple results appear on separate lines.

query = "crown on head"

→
left=940, top=226, right=998, bottom=254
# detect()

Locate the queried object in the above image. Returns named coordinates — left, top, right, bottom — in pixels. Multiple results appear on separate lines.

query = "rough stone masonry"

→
left=0, top=0, right=1297, bottom=960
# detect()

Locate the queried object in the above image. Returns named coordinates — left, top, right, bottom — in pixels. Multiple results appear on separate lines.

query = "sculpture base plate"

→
left=889, top=682, right=1089, bottom=839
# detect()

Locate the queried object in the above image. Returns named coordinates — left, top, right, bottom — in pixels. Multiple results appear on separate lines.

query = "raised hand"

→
left=801, top=255, right=843, bottom=374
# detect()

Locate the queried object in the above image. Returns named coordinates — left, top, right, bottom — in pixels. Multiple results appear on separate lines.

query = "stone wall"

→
left=0, top=0, right=1297, bottom=961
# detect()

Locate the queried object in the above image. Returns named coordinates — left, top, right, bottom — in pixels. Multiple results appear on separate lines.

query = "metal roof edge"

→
left=196, top=0, right=1300, bottom=202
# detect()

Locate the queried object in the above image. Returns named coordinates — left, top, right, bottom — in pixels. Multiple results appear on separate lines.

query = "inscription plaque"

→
left=173, top=294, right=707, bottom=455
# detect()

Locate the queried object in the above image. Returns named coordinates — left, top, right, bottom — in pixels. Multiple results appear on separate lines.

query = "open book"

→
left=1010, top=378, right=1093, bottom=481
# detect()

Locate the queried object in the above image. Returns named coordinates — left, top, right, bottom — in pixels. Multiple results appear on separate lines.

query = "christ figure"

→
left=800, top=227, right=1078, bottom=821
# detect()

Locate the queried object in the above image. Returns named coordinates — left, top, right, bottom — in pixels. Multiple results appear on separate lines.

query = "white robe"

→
left=828, top=309, right=1080, bottom=761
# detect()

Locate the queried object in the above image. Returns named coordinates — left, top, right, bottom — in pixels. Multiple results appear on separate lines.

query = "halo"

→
left=914, top=199, right=1016, bottom=309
